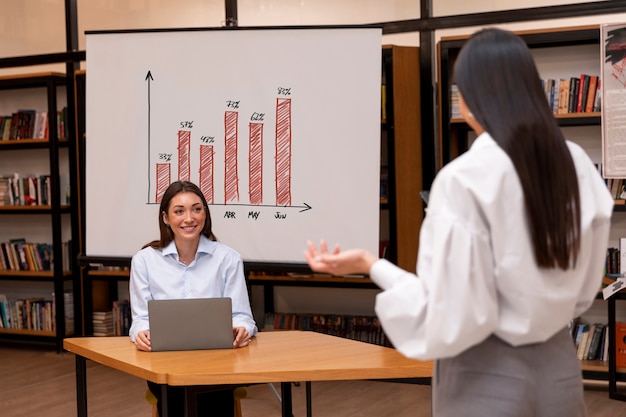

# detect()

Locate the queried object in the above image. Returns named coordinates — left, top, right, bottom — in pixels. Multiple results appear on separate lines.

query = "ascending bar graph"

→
left=152, top=96, right=293, bottom=207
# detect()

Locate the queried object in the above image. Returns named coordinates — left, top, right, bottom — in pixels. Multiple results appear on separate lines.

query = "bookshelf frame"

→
left=0, top=72, right=78, bottom=352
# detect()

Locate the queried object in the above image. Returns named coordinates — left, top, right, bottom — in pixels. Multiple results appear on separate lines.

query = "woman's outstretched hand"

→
left=304, top=240, right=379, bottom=276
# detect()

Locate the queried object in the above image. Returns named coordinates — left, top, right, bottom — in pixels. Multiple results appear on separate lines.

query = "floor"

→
left=1, top=343, right=626, bottom=417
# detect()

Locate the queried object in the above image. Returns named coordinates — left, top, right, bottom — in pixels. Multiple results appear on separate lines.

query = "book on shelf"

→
left=265, top=312, right=391, bottom=347
left=587, top=323, right=606, bottom=360
left=0, top=294, right=57, bottom=332
left=593, top=78, right=602, bottom=112
left=577, top=325, right=591, bottom=360
left=585, top=75, right=599, bottom=112
left=540, top=74, right=599, bottom=115
left=0, top=108, right=67, bottom=141
left=568, top=77, right=580, bottom=113
left=571, top=320, right=609, bottom=362
left=606, top=247, right=621, bottom=276
left=92, top=310, right=114, bottom=337
left=557, top=78, right=570, bottom=114
left=51, top=290, right=74, bottom=332
left=0, top=239, right=59, bottom=272
left=0, top=173, right=54, bottom=206
left=576, top=74, right=589, bottom=113
left=112, top=300, right=131, bottom=336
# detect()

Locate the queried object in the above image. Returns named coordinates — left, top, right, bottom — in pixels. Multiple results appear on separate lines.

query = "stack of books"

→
left=92, top=310, right=114, bottom=336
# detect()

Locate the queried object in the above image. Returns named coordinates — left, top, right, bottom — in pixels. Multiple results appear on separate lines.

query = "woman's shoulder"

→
left=132, top=245, right=162, bottom=262
left=214, top=241, right=242, bottom=258
left=435, top=133, right=510, bottom=186
left=200, top=236, right=242, bottom=259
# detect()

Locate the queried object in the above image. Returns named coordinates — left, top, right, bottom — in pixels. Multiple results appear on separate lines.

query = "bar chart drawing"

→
left=149, top=92, right=295, bottom=209
left=86, top=27, right=382, bottom=263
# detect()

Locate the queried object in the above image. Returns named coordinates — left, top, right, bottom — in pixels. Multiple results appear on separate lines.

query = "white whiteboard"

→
left=85, top=27, right=382, bottom=264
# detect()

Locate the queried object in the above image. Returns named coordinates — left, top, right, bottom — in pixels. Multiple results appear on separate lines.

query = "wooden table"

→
left=64, top=331, right=433, bottom=417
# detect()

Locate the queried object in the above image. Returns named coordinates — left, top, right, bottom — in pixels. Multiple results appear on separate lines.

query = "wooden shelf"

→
left=0, top=270, right=73, bottom=279
left=87, top=269, right=130, bottom=279
left=0, top=205, right=71, bottom=213
left=0, top=328, right=73, bottom=337
left=248, top=273, right=376, bottom=287
left=0, top=138, right=69, bottom=151
left=581, top=360, right=626, bottom=374
left=0, top=71, right=66, bottom=82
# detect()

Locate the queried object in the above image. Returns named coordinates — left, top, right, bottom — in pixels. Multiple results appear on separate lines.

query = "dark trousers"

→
left=147, top=381, right=235, bottom=417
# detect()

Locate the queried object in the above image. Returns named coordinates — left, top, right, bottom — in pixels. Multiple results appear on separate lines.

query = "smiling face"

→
left=162, top=191, right=206, bottom=244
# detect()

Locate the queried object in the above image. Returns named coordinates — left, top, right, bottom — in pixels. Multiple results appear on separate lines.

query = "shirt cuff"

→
left=369, top=259, right=413, bottom=290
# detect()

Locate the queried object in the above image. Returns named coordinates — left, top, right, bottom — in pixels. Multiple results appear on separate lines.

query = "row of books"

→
left=542, top=74, right=601, bottom=114
left=0, top=108, right=68, bottom=141
left=572, top=320, right=608, bottom=361
left=607, top=237, right=626, bottom=277
left=604, top=247, right=622, bottom=276
left=0, top=291, right=73, bottom=332
left=264, top=312, right=391, bottom=347
left=449, top=74, right=601, bottom=119
left=0, top=174, right=52, bottom=206
left=607, top=178, right=626, bottom=201
left=0, top=238, right=72, bottom=272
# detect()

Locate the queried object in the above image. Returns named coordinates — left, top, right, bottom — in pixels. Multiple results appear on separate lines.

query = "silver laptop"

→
left=148, top=297, right=234, bottom=351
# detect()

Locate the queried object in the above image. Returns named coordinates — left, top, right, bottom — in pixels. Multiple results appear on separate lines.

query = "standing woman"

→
left=305, top=28, right=613, bottom=416
left=129, top=180, right=257, bottom=417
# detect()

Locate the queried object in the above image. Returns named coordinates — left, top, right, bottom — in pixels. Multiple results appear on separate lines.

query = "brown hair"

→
left=142, top=181, right=216, bottom=250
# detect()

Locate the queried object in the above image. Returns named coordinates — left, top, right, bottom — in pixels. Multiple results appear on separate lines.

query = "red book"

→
left=576, top=74, right=589, bottom=113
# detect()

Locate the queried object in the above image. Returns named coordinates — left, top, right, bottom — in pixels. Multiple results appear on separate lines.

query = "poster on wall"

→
left=602, top=23, right=626, bottom=178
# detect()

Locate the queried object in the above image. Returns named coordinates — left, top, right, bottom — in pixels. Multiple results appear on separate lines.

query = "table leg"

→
left=160, top=384, right=168, bottom=417
left=184, top=386, right=198, bottom=417
left=306, top=381, right=312, bottom=417
left=280, top=382, right=293, bottom=417
left=75, top=355, right=87, bottom=417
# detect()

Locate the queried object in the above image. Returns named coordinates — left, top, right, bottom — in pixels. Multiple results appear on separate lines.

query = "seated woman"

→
left=129, top=180, right=257, bottom=417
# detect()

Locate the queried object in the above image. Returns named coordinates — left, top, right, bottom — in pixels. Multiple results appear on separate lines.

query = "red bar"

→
left=178, top=130, right=191, bottom=181
left=199, top=145, right=215, bottom=205
left=275, top=98, right=292, bottom=206
left=249, top=122, right=263, bottom=205
left=224, top=111, right=240, bottom=203
left=155, top=163, right=171, bottom=204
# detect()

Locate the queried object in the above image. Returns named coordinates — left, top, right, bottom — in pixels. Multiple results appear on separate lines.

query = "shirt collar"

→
left=470, top=131, right=494, bottom=150
left=161, top=235, right=217, bottom=258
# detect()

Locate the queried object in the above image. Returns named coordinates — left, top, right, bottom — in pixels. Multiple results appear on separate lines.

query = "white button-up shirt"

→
left=129, top=235, right=257, bottom=341
left=371, top=132, right=613, bottom=360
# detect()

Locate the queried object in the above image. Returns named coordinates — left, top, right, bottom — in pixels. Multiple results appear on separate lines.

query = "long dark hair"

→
left=453, top=28, right=581, bottom=269
left=143, top=181, right=217, bottom=250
